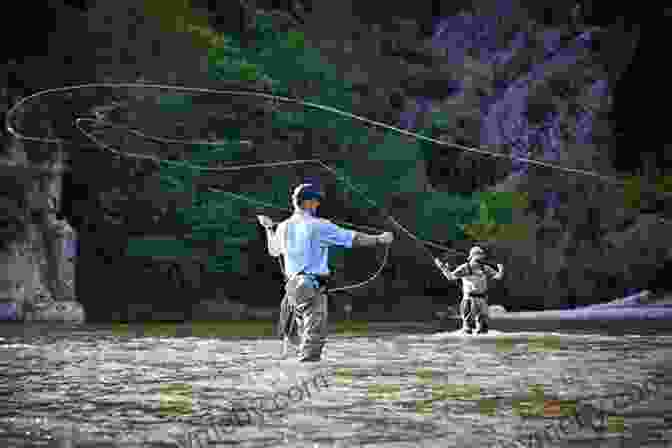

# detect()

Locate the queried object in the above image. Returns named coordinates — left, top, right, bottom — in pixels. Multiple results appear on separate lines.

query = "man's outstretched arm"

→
left=352, top=231, right=394, bottom=247
left=316, top=218, right=393, bottom=248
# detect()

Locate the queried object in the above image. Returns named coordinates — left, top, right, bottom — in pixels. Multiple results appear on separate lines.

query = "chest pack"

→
left=461, top=262, right=490, bottom=294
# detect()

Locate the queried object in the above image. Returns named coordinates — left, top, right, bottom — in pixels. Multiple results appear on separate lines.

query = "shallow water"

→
left=0, top=323, right=671, bottom=447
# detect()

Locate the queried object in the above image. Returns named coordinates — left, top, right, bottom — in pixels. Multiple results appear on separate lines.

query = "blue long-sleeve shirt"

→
left=268, top=210, right=355, bottom=278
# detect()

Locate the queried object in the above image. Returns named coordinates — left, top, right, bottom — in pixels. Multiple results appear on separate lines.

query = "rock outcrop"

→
left=24, top=300, right=85, bottom=324
left=0, top=102, right=83, bottom=322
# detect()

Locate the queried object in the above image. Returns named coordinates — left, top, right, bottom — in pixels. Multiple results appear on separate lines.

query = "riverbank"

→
left=3, top=316, right=672, bottom=340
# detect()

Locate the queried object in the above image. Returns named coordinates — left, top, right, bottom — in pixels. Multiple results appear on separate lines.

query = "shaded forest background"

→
left=1, top=0, right=671, bottom=322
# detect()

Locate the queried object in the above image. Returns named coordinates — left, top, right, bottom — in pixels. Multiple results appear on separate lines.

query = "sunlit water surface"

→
left=0, top=324, right=671, bottom=447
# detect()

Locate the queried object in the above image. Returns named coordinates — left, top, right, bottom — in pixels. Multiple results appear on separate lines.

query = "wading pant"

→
left=460, top=294, right=489, bottom=332
left=282, top=274, right=328, bottom=360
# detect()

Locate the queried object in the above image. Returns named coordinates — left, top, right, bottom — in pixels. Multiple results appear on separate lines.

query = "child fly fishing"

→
left=434, top=246, right=504, bottom=334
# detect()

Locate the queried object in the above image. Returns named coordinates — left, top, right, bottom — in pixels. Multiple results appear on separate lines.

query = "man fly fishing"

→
left=434, top=246, right=504, bottom=334
left=257, top=183, right=394, bottom=362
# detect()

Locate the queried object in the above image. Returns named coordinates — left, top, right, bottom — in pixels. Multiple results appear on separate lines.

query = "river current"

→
left=0, top=323, right=670, bottom=447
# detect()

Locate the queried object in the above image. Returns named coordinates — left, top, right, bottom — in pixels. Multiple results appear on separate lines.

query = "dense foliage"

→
left=129, top=3, right=515, bottom=280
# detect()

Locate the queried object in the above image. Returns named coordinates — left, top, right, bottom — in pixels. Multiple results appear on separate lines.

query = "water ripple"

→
left=0, top=327, right=669, bottom=447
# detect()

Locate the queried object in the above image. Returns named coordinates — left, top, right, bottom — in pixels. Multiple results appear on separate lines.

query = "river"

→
left=0, top=322, right=670, bottom=447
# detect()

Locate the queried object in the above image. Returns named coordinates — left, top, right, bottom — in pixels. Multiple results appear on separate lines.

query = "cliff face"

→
left=0, top=139, right=79, bottom=320
left=0, top=0, right=86, bottom=321
left=1, top=0, right=669, bottom=321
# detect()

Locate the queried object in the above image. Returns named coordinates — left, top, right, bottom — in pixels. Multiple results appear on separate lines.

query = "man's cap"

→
left=291, top=183, right=325, bottom=210
left=293, top=183, right=325, bottom=202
